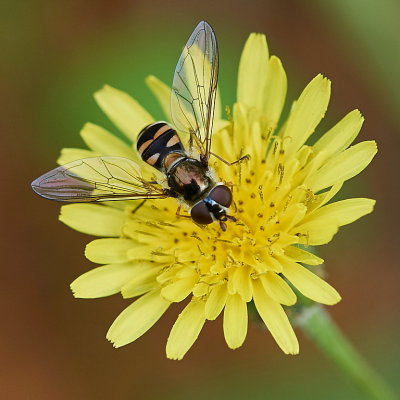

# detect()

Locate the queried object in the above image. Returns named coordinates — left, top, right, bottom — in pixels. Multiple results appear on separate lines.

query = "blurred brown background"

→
left=1, top=1, right=399, bottom=399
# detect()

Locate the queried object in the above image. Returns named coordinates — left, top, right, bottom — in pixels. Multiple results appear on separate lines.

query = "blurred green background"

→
left=2, top=1, right=399, bottom=399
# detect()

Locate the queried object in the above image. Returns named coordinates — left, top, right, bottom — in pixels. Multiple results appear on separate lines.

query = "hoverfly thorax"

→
left=137, top=121, right=214, bottom=203
left=31, top=21, right=238, bottom=230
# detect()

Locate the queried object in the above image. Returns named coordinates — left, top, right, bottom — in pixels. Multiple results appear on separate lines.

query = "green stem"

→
left=297, top=305, right=397, bottom=400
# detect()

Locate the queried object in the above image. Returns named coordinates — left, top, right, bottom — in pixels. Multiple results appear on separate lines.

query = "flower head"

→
left=60, top=33, right=376, bottom=359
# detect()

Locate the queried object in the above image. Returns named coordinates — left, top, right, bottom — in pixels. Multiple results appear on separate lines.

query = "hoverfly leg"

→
left=226, top=214, right=236, bottom=222
left=131, top=199, right=147, bottom=215
left=210, top=152, right=250, bottom=166
left=200, top=154, right=210, bottom=169
left=219, top=220, right=227, bottom=231
left=234, top=154, right=251, bottom=165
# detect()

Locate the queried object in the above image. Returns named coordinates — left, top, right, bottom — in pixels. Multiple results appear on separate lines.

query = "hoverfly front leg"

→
left=219, top=220, right=227, bottom=231
left=210, top=152, right=250, bottom=166
left=218, top=214, right=237, bottom=231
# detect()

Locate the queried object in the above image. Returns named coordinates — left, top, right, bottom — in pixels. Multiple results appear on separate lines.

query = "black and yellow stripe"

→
left=137, top=122, right=184, bottom=171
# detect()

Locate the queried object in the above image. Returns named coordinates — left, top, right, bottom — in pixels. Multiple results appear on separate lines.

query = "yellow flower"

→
left=60, top=33, right=376, bottom=360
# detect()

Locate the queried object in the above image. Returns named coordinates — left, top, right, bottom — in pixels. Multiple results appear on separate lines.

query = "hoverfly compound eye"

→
left=208, top=185, right=232, bottom=208
left=190, top=202, right=213, bottom=225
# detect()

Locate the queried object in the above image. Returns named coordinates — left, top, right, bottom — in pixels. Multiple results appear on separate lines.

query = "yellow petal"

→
left=252, top=279, right=299, bottom=354
left=304, top=198, right=376, bottom=227
left=107, top=289, right=170, bottom=347
left=284, top=246, right=324, bottom=265
left=306, top=141, right=377, bottom=192
left=145, top=75, right=171, bottom=120
left=161, top=273, right=197, bottom=302
left=223, top=294, right=248, bottom=349
left=211, top=126, right=236, bottom=169
left=245, top=121, right=264, bottom=164
left=308, top=181, right=343, bottom=212
left=282, top=260, right=341, bottom=305
left=313, top=109, right=364, bottom=157
left=233, top=102, right=250, bottom=155
left=85, top=238, right=135, bottom=264
left=59, top=204, right=124, bottom=237
left=121, top=265, right=161, bottom=298
left=94, top=85, right=154, bottom=141
left=232, top=265, right=253, bottom=302
left=279, top=203, right=307, bottom=232
left=292, top=217, right=338, bottom=246
left=263, top=56, right=287, bottom=130
left=191, top=282, right=208, bottom=297
left=71, top=263, right=137, bottom=298
left=237, top=33, right=269, bottom=110
left=57, top=148, right=99, bottom=165
left=126, top=242, right=164, bottom=262
left=80, top=123, right=138, bottom=160
left=214, top=86, right=222, bottom=122
left=213, top=119, right=231, bottom=134
left=283, top=74, right=331, bottom=157
left=166, top=300, right=206, bottom=360
left=260, top=273, right=297, bottom=306
left=205, top=284, right=228, bottom=320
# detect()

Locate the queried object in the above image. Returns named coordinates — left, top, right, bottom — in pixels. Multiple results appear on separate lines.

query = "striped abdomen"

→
left=137, top=122, right=184, bottom=172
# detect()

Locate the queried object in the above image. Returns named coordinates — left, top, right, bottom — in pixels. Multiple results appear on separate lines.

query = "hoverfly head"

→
left=190, top=185, right=235, bottom=230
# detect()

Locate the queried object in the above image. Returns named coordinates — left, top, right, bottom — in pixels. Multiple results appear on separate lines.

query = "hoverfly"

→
left=31, top=21, right=244, bottom=231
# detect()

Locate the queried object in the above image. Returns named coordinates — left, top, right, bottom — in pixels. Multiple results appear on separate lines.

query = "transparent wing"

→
left=171, top=20, right=219, bottom=160
left=31, top=157, right=169, bottom=202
